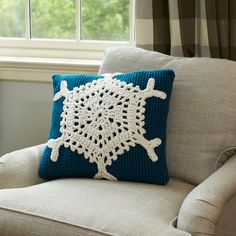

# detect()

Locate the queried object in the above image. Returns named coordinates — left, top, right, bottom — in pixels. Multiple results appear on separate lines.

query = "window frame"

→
left=0, top=0, right=135, bottom=60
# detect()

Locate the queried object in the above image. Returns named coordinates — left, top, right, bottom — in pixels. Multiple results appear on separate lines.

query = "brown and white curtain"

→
left=135, top=0, right=236, bottom=60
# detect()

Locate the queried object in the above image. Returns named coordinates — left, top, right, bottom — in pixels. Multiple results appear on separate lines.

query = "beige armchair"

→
left=0, top=47, right=235, bottom=236
left=1, top=145, right=236, bottom=236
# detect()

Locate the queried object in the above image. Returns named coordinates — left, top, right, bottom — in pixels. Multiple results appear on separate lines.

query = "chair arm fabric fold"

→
left=177, top=155, right=236, bottom=236
left=0, top=144, right=47, bottom=189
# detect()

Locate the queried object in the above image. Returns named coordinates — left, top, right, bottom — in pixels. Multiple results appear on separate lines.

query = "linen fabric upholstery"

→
left=99, top=46, right=236, bottom=185
left=0, top=144, right=46, bottom=189
left=216, top=194, right=236, bottom=236
left=177, top=155, right=236, bottom=235
left=39, top=70, right=175, bottom=185
left=0, top=178, right=193, bottom=236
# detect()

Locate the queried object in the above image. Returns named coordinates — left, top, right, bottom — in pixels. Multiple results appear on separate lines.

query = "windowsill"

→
left=0, top=56, right=101, bottom=83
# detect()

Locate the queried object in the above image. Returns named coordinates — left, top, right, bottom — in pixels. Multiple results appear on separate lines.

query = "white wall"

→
left=0, top=59, right=99, bottom=156
left=0, top=80, right=52, bottom=156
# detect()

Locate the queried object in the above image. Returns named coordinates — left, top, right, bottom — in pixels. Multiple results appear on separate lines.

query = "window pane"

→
left=81, top=0, right=130, bottom=41
left=30, top=0, right=76, bottom=39
left=0, top=0, right=25, bottom=38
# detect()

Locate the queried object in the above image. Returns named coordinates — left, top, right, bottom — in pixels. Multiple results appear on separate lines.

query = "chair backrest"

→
left=99, top=47, right=236, bottom=185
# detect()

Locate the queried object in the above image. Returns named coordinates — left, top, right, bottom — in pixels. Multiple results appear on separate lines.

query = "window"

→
left=0, top=0, right=134, bottom=60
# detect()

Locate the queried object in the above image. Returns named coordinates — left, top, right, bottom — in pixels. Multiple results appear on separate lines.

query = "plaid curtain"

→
left=135, top=0, right=236, bottom=60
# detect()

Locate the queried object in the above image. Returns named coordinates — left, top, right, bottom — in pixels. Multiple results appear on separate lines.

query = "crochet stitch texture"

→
left=47, top=73, right=167, bottom=180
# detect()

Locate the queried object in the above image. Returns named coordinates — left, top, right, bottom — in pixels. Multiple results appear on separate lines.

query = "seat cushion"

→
left=0, top=179, right=193, bottom=236
left=99, top=47, right=236, bottom=185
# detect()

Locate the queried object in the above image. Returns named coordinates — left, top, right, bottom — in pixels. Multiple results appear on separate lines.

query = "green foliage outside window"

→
left=31, top=0, right=76, bottom=39
left=81, top=0, right=130, bottom=41
left=0, top=0, right=25, bottom=38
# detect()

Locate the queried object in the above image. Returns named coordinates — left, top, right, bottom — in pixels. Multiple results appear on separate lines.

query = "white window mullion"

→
left=130, top=0, right=135, bottom=45
left=76, top=0, right=81, bottom=43
left=25, top=0, right=31, bottom=40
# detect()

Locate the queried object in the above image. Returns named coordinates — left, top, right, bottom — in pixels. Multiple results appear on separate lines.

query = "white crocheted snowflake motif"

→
left=47, top=73, right=167, bottom=180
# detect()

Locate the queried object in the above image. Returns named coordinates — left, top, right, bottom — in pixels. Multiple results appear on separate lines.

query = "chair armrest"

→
left=0, top=144, right=47, bottom=189
left=177, top=155, right=236, bottom=235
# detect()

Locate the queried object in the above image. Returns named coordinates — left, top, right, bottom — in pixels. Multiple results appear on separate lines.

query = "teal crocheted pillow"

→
left=39, top=69, right=175, bottom=185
